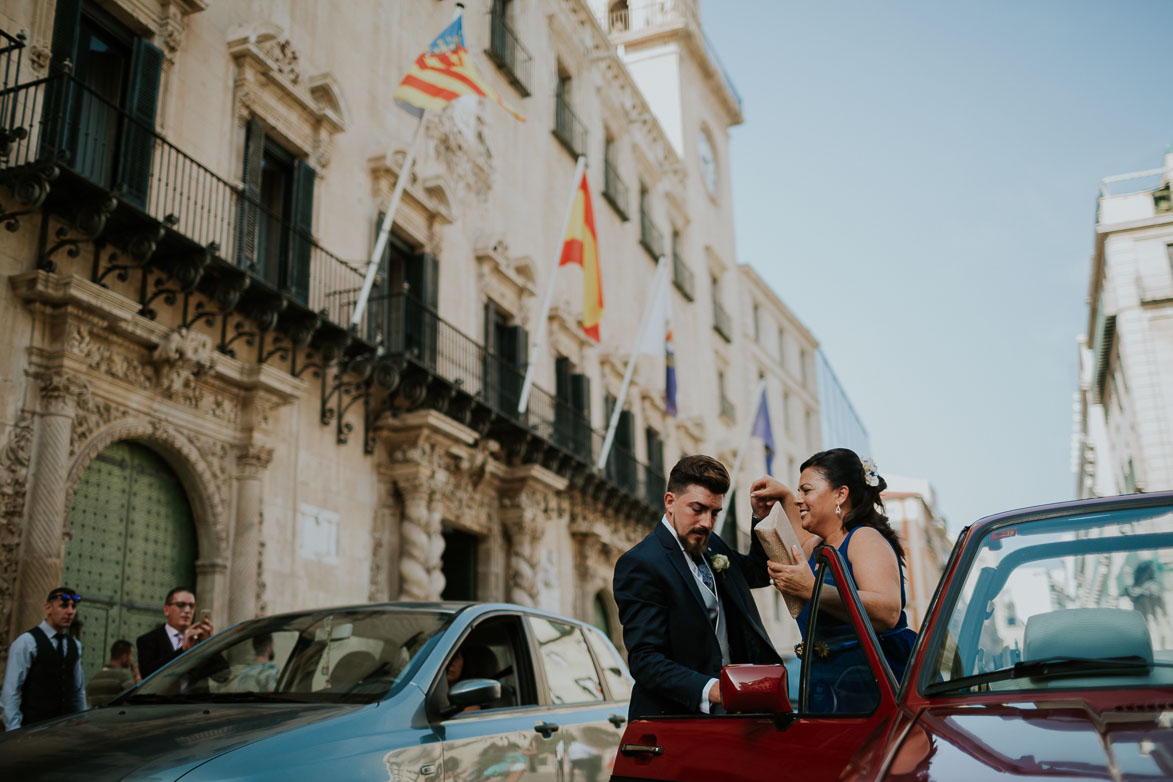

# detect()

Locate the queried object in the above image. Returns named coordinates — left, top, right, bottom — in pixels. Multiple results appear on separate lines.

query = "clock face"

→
left=698, top=130, right=717, bottom=195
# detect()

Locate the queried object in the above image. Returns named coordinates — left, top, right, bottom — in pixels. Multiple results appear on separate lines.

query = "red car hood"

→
left=880, top=701, right=1173, bottom=780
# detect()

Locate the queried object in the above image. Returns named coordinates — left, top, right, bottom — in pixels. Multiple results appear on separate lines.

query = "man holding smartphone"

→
left=136, top=587, right=215, bottom=678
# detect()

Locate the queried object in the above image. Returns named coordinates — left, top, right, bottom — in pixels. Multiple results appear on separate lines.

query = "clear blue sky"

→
left=702, top=0, right=1173, bottom=532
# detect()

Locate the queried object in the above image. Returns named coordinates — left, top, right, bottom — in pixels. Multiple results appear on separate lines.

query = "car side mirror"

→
left=446, top=678, right=501, bottom=712
left=720, top=664, right=792, bottom=714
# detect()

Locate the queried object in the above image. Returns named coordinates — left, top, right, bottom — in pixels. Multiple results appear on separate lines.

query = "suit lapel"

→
left=654, top=521, right=709, bottom=617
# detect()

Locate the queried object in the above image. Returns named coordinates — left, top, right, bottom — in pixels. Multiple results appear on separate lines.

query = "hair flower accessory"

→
left=860, top=457, right=880, bottom=487
left=709, top=554, right=730, bottom=576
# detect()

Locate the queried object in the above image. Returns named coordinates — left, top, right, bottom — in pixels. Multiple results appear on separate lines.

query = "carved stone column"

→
left=228, top=444, right=273, bottom=623
left=397, top=478, right=444, bottom=601
left=502, top=491, right=545, bottom=608
left=13, top=372, right=82, bottom=634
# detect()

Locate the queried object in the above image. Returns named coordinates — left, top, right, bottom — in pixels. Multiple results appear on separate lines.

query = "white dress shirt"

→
left=0, top=621, right=87, bottom=730
left=165, top=623, right=185, bottom=651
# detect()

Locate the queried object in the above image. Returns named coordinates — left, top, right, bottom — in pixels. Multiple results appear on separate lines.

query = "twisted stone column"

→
left=228, top=444, right=273, bottom=623
left=502, top=492, right=544, bottom=608
left=398, top=478, right=445, bottom=601
left=13, top=373, right=82, bottom=634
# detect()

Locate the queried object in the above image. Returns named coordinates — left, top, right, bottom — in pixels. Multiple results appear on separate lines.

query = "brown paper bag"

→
left=754, top=503, right=806, bottom=618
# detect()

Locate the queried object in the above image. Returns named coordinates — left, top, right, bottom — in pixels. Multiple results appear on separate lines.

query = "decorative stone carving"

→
left=70, top=381, right=123, bottom=460
left=66, top=325, right=155, bottom=391
left=424, top=103, right=494, bottom=201
left=259, top=38, right=301, bottom=84
left=397, top=477, right=443, bottom=601
left=152, top=327, right=218, bottom=402
left=501, top=490, right=548, bottom=607
left=0, top=410, right=36, bottom=659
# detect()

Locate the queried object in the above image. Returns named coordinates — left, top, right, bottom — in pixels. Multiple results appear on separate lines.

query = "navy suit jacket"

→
left=613, top=520, right=781, bottom=719
left=136, top=625, right=181, bottom=678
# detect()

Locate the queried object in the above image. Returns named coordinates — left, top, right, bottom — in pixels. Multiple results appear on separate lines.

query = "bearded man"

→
left=613, top=454, right=781, bottom=719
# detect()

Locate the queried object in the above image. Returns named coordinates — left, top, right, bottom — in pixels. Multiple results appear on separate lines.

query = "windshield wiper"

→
left=924, top=655, right=1158, bottom=696
left=120, top=692, right=207, bottom=705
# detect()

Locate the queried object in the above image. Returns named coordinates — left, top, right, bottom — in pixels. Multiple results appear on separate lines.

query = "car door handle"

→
left=534, top=721, right=559, bottom=738
left=619, top=743, right=663, bottom=757
left=608, top=713, right=626, bottom=728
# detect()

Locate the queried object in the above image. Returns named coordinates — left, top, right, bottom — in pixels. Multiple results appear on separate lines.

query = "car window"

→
left=530, top=618, right=604, bottom=704
left=443, top=615, right=538, bottom=711
left=584, top=626, right=632, bottom=702
left=801, top=562, right=881, bottom=715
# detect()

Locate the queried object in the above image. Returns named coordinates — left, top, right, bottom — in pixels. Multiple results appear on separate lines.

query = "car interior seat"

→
left=1022, top=607, right=1153, bottom=664
left=328, top=650, right=379, bottom=691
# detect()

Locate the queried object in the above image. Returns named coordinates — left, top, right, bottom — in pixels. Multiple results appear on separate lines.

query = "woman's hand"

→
left=767, top=546, right=814, bottom=600
left=750, top=475, right=793, bottom=519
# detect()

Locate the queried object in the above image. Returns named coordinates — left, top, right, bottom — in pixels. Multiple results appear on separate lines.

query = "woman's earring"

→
left=835, top=503, right=841, bottom=517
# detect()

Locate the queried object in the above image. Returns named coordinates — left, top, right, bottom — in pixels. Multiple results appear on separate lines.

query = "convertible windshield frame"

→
left=917, top=496, right=1173, bottom=699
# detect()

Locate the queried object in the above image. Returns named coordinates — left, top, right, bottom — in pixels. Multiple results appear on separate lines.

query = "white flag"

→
left=637, top=264, right=672, bottom=356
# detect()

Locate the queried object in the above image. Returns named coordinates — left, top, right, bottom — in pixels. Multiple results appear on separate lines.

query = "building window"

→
left=609, top=0, right=630, bottom=32
left=799, top=347, right=809, bottom=386
left=485, top=300, right=528, bottom=414
left=639, top=184, right=663, bottom=260
left=712, top=275, right=732, bottom=342
left=486, top=0, right=532, bottom=96
left=644, top=427, right=665, bottom=509
left=553, top=66, right=586, bottom=157
left=718, top=371, right=734, bottom=421
left=753, top=304, right=761, bottom=343
left=777, top=327, right=786, bottom=367
left=671, top=230, right=694, bottom=299
left=782, top=390, right=791, bottom=435
left=238, top=118, right=316, bottom=303
left=602, top=134, right=628, bottom=219
left=554, top=356, right=592, bottom=458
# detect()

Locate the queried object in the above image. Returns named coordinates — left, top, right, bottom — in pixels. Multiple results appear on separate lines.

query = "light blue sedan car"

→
left=0, top=602, right=633, bottom=781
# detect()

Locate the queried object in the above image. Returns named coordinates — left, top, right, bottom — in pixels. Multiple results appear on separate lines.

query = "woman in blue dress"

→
left=752, top=449, right=916, bottom=708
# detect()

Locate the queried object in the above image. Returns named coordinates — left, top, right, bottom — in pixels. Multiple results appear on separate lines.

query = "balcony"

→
left=485, top=3, right=532, bottom=97
left=553, top=92, right=587, bottom=159
left=367, top=292, right=664, bottom=518
left=0, top=68, right=363, bottom=342
left=713, top=299, right=733, bottom=342
left=672, top=249, right=694, bottom=300
left=603, top=158, right=629, bottom=220
left=640, top=210, right=663, bottom=260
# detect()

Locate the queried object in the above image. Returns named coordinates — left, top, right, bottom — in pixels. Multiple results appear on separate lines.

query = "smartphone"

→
left=199, top=609, right=211, bottom=623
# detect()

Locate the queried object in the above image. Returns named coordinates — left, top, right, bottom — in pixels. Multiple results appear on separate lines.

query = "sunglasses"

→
left=53, top=594, right=81, bottom=607
left=168, top=601, right=196, bottom=610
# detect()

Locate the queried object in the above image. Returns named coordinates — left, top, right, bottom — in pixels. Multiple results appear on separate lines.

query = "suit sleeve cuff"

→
left=698, top=678, right=719, bottom=714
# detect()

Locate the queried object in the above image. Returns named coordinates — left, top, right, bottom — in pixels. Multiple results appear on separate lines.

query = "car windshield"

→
left=123, top=608, right=452, bottom=704
left=924, top=504, right=1173, bottom=695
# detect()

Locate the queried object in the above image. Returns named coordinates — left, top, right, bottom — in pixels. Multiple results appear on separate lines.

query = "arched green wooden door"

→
left=63, top=441, right=197, bottom=681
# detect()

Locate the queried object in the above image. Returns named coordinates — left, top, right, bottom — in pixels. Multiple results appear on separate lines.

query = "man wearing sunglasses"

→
left=1, top=587, right=88, bottom=730
left=136, top=586, right=214, bottom=678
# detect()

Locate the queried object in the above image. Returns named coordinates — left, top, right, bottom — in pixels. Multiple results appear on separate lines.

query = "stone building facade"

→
left=1073, top=153, right=1173, bottom=498
left=0, top=0, right=823, bottom=677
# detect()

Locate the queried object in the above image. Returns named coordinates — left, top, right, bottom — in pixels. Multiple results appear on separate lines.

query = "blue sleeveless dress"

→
left=794, top=526, right=917, bottom=684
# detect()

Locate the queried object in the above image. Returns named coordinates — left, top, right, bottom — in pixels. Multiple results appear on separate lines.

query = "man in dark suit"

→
left=136, top=586, right=214, bottom=678
left=613, top=454, right=780, bottom=719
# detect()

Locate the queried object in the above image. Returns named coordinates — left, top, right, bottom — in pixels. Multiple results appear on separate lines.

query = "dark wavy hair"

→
left=800, top=448, right=905, bottom=561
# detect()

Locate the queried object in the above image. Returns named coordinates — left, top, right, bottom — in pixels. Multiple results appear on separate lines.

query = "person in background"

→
left=1, top=587, right=87, bottom=730
left=232, top=634, right=279, bottom=692
left=85, top=639, right=137, bottom=707
left=136, top=586, right=214, bottom=678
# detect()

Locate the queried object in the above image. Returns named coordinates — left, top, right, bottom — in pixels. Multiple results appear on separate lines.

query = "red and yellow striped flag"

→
left=559, top=170, right=603, bottom=342
left=392, top=17, right=524, bottom=122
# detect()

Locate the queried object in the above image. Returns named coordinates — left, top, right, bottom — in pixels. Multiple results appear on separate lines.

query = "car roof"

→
left=241, top=601, right=601, bottom=630
left=964, top=490, right=1173, bottom=539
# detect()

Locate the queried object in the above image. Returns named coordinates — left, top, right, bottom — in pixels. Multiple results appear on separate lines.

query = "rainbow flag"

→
left=392, top=17, right=524, bottom=121
left=558, top=170, right=603, bottom=341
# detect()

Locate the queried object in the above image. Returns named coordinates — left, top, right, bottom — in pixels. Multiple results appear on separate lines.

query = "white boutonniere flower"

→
left=709, top=554, right=730, bottom=576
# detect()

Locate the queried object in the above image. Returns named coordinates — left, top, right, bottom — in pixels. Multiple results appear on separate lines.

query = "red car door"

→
left=612, top=546, right=898, bottom=782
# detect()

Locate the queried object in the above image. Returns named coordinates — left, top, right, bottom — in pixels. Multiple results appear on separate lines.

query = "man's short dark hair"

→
left=110, top=639, right=133, bottom=659
left=164, top=586, right=195, bottom=605
left=666, top=454, right=730, bottom=496
left=46, top=586, right=78, bottom=602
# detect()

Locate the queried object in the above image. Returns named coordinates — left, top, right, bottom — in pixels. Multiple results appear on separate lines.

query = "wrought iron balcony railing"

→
left=640, top=209, right=663, bottom=260
left=368, top=292, right=664, bottom=513
left=553, top=92, right=587, bottom=159
left=603, top=157, right=628, bottom=220
left=486, top=2, right=532, bottom=97
left=713, top=299, right=733, bottom=342
left=672, top=249, right=694, bottom=301
left=0, top=70, right=365, bottom=330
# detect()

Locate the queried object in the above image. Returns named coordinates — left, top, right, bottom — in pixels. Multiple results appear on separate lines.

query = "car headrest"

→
left=1022, top=608, right=1153, bottom=664
left=329, top=650, right=378, bottom=688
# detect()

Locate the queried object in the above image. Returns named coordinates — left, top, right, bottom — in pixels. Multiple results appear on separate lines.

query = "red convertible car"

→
left=611, top=491, right=1173, bottom=781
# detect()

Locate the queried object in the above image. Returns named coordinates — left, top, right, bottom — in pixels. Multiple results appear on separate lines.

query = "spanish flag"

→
left=392, top=17, right=525, bottom=122
left=558, top=170, right=604, bottom=341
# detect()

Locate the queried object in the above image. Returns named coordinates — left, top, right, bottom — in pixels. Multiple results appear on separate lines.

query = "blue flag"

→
left=665, top=328, right=677, bottom=417
left=751, top=388, right=775, bottom=474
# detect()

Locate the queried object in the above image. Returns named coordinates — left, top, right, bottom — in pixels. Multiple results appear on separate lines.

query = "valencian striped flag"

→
left=392, top=17, right=525, bottom=121
left=558, top=169, right=604, bottom=341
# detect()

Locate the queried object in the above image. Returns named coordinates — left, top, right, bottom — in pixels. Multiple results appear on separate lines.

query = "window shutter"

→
left=616, top=410, right=636, bottom=493
left=236, top=118, right=264, bottom=270
left=287, top=159, right=315, bottom=303
left=42, top=0, right=83, bottom=156
left=119, top=37, right=164, bottom=208
left=570, top=373, right=591, bottom=458
left=554, top=357, right=572, bottom=451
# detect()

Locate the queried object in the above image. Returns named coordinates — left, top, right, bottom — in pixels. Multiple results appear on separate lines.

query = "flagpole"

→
left=715, top=376, right=768, bottom=540
left=518, top=154, right=587, bottom=414
left=597, top=255, right=669, bottom=470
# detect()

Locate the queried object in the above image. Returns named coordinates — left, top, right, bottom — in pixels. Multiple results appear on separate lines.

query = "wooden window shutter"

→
left=119, top=37, right=164, bottom=207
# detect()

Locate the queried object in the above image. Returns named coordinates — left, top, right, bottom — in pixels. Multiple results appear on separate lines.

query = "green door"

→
left=63, top=441, right=197, bottom=681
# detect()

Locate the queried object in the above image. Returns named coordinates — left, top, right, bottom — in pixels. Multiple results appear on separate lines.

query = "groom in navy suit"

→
left=614, top=454, right=780, bottom=719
